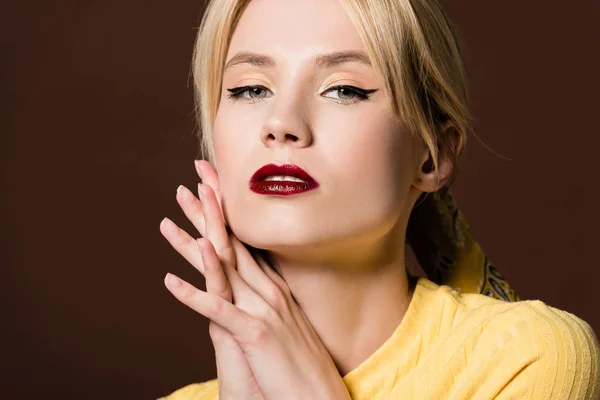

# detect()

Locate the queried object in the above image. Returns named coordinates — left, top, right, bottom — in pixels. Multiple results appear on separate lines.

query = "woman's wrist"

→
left=300, top=374, right=351, bottom=400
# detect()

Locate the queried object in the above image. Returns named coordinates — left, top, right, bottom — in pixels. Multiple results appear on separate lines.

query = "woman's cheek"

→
left=212, top=102, right=413, bottom=248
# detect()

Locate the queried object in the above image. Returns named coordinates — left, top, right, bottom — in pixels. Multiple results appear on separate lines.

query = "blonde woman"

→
left=158, top=0, right=600, bottom=398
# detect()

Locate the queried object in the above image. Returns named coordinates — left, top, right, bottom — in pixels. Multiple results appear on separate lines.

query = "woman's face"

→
left=213, top=0, right=423, bottom=258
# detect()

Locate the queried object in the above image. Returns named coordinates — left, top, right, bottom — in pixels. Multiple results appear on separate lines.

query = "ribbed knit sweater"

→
left=160, top=278, right=600, bottom=399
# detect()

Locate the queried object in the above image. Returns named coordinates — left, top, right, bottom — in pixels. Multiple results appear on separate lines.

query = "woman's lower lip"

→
left=249, top=181, right=318, bottom=196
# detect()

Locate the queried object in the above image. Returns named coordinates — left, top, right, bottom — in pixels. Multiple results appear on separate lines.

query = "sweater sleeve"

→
left=498, top=302, right=600, bottom=399
left=157, top=379, right=219, bottom=400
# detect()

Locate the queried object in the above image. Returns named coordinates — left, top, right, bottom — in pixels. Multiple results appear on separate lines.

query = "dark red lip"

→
left=249, top=163, right=319, bottom=196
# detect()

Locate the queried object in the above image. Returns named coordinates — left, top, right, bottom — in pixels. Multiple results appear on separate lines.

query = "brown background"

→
left=2, top=0, right=599, bottom=398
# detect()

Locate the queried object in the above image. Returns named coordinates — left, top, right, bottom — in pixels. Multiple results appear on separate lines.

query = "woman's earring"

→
left=421, top=154, right=434, bottom=173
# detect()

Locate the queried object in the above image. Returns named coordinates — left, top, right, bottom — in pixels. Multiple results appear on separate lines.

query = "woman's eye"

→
left=322, top=85, right=377, bottom=104
left=226, top=84, right=377, bottom=105
left=226, top=85, right=272, bottom=102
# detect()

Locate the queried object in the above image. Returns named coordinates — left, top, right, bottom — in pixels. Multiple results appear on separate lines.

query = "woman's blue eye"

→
left=226, top=84, right=377, bottom=104
left=226, top=85, right=272, bottom=102
left=322, top=85, right=378, bottom=103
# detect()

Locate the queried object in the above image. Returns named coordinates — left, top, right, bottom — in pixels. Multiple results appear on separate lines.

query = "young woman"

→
left=158, top=0, right=600, bottom=398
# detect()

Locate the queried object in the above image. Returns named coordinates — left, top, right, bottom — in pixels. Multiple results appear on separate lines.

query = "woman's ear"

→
left=413, top=123, right=463, bottom=193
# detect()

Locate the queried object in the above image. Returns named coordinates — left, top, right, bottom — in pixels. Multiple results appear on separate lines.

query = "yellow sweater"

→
left=160, top=278, right=600, bottom=399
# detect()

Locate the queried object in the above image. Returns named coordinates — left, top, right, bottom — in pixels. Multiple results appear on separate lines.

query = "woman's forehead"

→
left=227, top=0, right=367, bottom=63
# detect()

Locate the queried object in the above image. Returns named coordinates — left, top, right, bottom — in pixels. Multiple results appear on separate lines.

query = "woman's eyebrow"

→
left=316, top=51, right=372, bottom=68
left=224, top=52, right=275, bottom=71
left=223, top=51, right=372, bottom=71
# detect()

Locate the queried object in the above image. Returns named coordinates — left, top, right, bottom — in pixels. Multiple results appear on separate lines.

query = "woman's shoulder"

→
left=157, top=379, right=218, bottom=400
left=423, top=277, right=599, bottom=353
left=421, top=277, right=595, bottom=332
left=419, top=278, right=600, bottom=397
left=476, top=299, right=600, bottom=398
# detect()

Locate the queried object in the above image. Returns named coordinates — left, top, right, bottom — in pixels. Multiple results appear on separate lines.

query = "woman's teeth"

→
left=263, top=175, right=306, bottom=183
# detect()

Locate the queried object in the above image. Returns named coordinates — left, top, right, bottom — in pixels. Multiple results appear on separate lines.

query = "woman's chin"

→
left=226, top=207, right=321, bottom=247
left=231, top=224, right=317, bottom=251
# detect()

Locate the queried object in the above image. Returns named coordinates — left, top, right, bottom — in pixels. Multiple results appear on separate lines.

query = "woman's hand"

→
left=160, top=160, right=351, bottom=400
left=160, top=160, right=264, bottom=400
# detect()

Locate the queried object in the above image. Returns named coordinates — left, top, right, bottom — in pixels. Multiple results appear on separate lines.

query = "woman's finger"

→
left=195, top=160, right=224, bottom=214
left=250, top=246, right=290, bottom=295
left=201, top=183, right=236, bottom=269
left=175, top=184, right=206, bottom=237
left=229, top=236, right=290, bottom=311
left=201, top=232, right=263, bottom=312
left=199, top=237, right=231, bottom=302
left=164, top=272, right=259, bottom=340
left=159, top=216, right=206, bottom=275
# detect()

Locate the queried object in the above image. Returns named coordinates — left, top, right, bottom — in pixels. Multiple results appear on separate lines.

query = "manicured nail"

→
left=166, top=273, right=182, bottom=288
left=198, top=183, right=204, bottom=202
left=194, top=160, right=204, bottom=180
left=176, top=185, right=183, bottom=194
left=161, top=217, right=176, bottom=233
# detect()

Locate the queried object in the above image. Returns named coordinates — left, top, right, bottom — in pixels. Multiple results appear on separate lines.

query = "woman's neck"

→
left=266, top=229, right=414, bottom=376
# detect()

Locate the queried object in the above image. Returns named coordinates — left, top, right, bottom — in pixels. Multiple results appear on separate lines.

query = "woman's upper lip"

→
left=250, top=163, right=318, bottom=185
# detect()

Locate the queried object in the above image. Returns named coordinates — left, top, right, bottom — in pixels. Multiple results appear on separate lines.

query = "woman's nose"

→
left=260, top=97, right=313, bottom=148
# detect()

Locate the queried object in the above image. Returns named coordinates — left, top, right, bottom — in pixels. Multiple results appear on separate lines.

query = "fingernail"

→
left=176, top=185, right=183, bottom=195
left=161, top=217, right=176, bottom=233
left=194, top=160, right=204, bottom=180
left=198, top=183, right=204, bottom=202
left=166, top=273, right=182, bottom=288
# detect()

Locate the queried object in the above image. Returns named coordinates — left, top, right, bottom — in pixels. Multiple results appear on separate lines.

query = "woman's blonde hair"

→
left=192, top=0, right=471, bottom=185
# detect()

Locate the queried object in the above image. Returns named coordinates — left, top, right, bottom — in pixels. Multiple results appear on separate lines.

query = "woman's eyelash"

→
left=226, top=85, right=270, bottom=101
left=325, top=85, right=378, bottom=101
left=225, top=85, right=378, bottom=104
